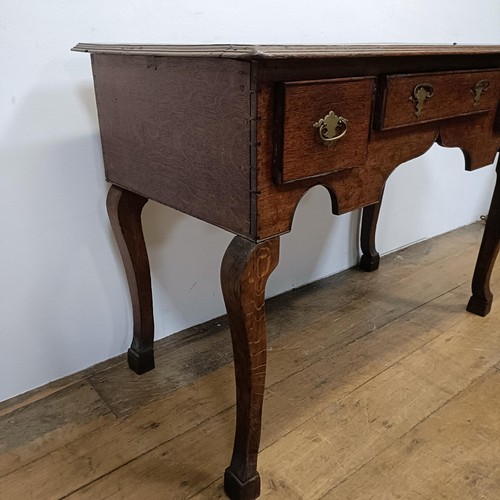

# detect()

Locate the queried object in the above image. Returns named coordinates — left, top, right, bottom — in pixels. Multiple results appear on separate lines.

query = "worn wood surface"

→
left=437, top=111, right=500, bottom=170
left=378, top=69, right=500, bottom=130
left=87, top=222, right=482, bottom=419
left=274, top=77, right=375, bottom=183
left=92, top=54, right=253, bottom=237
left=221, top=236, right=280, bottom=499
left=0, top=382, right=115, bottom=479
left=73, top=44, right=500, bottom=60
left=85, top=47, right=500, bottom=243
left=257, top=83, right=426, bottom=238
left=1, top=223, right=499, bottom=499
left=256, top=82, right=500, bottom=239
left=325, top=367, right=500, bottom=500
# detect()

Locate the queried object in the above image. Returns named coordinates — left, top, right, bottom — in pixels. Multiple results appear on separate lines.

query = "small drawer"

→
left=273, top=77, right=375, bottom=184
left=377, top=69, right=500, bottom=130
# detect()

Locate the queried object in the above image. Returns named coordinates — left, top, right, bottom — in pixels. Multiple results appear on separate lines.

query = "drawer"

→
left=377, top=69, right=500, bottom=130
left=273, top=77, right=375, bottom=184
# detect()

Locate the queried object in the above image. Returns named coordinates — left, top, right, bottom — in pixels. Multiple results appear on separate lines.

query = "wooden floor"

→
left=1, top=222, right=499, bottom=499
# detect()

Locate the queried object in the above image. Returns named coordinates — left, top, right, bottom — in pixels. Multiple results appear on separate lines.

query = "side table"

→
left=74, top=44, right=500, bottom=499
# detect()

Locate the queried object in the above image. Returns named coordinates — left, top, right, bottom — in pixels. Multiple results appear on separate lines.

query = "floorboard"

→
left=0, top=222, right=498, bottom=500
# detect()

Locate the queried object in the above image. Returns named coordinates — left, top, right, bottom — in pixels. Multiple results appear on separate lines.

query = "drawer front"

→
left=378, top=69, right=500, bottom=130
left=273, top=77, right=375, bottom=184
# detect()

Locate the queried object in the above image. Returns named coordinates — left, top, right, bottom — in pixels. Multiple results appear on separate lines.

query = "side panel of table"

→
left=91, top=54, right=255, bottom=238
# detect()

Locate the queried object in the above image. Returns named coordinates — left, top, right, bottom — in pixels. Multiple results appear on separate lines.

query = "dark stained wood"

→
left=74, top=45, right=500, bottom=499
left=378, top=69, right=500, bottom=130
left=274, top=77, right=375, bottom=184
left=256, top=84, right=436, bottom=239
left=256, top=84, right=500, bottom=240
left=437, top=112, right=500, bottom=170
left=254, top=56, right=500, bottom=84
left=254, top=52, right=500, bottom=83
left=92, top=54, right=253, bottom=237
left=221, top=236, right=280, bottom=500
left=106, top=185, right=154, bottom=374
left=360, top=189, right=385, bottom=272
left=83, top=47, right=500, bottom=242
left=467, top=160, right=500, bottom=316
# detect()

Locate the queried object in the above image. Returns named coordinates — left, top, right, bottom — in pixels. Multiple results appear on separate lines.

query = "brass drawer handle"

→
left=313, top=111, right=348, bottom=145
left=410, top=83, right=434, bottom=117
left=471, top=79, right=490, bottom=107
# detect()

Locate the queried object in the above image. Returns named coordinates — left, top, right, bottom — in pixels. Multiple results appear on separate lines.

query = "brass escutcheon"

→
left=410, top=83, right=434, bottom=117
left=471, top=80, right=490, bottom=107
left=313, top=111, right=348, bottom=145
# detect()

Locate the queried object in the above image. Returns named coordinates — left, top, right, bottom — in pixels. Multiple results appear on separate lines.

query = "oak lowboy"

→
left=74, top=44, right=500, bottom=499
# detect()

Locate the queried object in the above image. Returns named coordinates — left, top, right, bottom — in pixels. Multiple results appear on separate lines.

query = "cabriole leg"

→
left=221, top=236, right=280, bottom=500
left=106, top=185, right=155, bottom=374
left=360, top=189, right=384, bottom=272
left=467, top=164, right=500, bottom=316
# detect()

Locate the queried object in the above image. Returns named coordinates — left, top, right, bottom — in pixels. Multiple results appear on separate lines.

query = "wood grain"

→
left=256, top=83, right=500, bottom=239
left=221, top=236, right=280, bottom=499
left=324, top=368, right=500, bottom=499
left=253, top=304, right=500, bottom=499
left=0, top=225, right=497, bottom=500
left=70, top=288, right=469, bottom=500
left=256, top=84, right=433, bottom=239
left=92, top=54, right=253, bottom=237
left=72, top=46, right=500, bottom=499
left=274, top=77, right=375, bottom=183
left=0, top=382, right=115, bottom=479
left=73, top=44, right=500, bottom=60
left=378, top=69, right=500, bottom=130
left=438, top=110, right=500, bottom=172
left=60, top=281, right=483, bottom=500
left=88, top=224, right=482, bottom=418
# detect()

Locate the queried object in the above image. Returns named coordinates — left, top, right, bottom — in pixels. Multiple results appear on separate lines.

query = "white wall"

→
left=1, top=0, right=498, bottom=402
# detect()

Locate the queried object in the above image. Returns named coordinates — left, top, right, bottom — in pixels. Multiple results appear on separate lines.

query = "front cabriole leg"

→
left=221, top=236, right=280, bottom=500
left=106, top=185, right=155, bottom=374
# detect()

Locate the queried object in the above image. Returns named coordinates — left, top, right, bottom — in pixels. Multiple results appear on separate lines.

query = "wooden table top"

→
left=72, top=43, right=500, bottom=60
